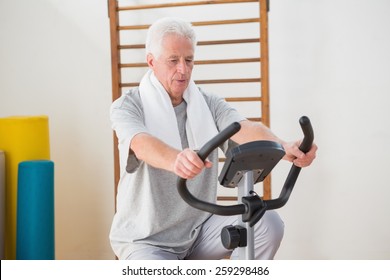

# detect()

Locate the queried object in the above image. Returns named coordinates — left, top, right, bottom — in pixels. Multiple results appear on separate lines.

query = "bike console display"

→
left=219, top=140, right=285, bottom=188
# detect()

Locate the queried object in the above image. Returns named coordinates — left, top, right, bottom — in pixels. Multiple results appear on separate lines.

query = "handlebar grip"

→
left=265, top=116, right=314, bottom=210
left=197, top=122, right=241, bottom=161
left=298, top=116, right=314, bottom=153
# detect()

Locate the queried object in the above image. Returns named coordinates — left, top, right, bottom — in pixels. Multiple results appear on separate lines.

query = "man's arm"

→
left=231, top=120, right=317, bottom=168
left=131, top=120, right=317, bottom=179
left=131, top=132, right=212, bottom=179
left=231, top=120, right=283, bottom=144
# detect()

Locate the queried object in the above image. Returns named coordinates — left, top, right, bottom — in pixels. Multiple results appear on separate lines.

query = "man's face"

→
left=147, top=34, right=194, bottom=106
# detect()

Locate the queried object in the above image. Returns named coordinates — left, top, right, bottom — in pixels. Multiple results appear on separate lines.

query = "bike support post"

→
left=237, top=170, right=255, bottom=260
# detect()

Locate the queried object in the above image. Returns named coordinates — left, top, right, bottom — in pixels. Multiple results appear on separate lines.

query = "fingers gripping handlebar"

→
left=177, top=116, right=314, bottom=219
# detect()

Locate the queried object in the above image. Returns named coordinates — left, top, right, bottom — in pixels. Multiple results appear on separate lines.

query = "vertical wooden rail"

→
left=260, top=0, right=271, bottom=199
left=108, top=0, right=121, bottom=201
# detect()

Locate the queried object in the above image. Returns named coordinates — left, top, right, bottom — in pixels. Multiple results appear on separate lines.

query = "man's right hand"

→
left=173, top=148, right=212, bottom=179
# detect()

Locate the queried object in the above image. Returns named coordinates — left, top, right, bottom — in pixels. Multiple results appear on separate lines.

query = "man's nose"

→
left=177, top=59, right=188, bottom=74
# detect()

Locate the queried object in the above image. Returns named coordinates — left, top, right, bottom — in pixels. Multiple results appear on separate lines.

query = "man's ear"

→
left=146, top=53, right=155, bottom=68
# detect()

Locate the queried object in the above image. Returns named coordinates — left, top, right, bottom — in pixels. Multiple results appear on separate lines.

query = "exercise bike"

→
left=177, top=116, right=314, bottom=260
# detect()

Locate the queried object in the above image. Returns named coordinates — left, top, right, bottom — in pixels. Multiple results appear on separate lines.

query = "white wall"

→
left=269, top=0, right=390, bottom=259
left=0, top=0, right=114, bottom=259
left=0, top=0, right=389, bottom=260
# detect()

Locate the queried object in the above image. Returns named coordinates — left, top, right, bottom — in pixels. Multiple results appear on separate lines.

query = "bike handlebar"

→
left=177, top=116, right=314, bottom=216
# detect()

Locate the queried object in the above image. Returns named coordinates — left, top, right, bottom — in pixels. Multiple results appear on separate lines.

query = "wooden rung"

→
left=192, top=18, right=259, bottom=27
left=119, top=44, right=144, bottom=49
left=119, top=38, right=260, bottom=50
left=195, top=78, right=261, bottom=84
left=195, top=58, right=260, bottom=65
left=119, top=18, right=259, bottom=30
left=217, top=196, right=238, bottom=201
left=225, top=97, right=262, bottom=102
left=120, top=82, right=139, bottom=87
left=197, top=38, right=259, bottom=46
left=247, top=117, right=262, bottom=122
left=120, top=58, right=260, bottom=68
left=120, top=63, right=147, bottom=68
left=118, top=0, right=258, bottom=11
left=118, top=24, right=149, bottom=31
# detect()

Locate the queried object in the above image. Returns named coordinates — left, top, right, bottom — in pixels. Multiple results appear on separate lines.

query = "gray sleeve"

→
left=110, top=89, right=147, bottom=173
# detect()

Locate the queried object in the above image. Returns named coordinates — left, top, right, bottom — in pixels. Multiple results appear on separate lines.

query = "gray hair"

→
left=145, top=17, right=197, bottom=58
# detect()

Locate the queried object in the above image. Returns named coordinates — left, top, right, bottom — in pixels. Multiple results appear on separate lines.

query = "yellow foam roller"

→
left=0, top=116, right=50, bottom=260
left=0, top=151, right=5, bottom=259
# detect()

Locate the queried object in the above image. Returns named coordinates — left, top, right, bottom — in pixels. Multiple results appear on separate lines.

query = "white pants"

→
left=127, top=210, right=284, bottom=260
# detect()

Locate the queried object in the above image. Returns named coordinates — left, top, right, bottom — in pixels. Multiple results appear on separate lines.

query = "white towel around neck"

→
left=139, top=70, right=218, bottom=150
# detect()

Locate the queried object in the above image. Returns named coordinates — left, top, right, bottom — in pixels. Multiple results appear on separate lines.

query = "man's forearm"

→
left=232, top=120, right=286, bottom=145
left=130, top=132, right=180, bottom=172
